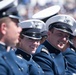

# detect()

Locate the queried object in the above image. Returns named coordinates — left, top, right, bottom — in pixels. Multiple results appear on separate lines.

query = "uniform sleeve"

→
left=0, top=57, right=8, bottom=75
left=33, top=52, right=54, bottom=75
left=63, top=48, right=76, bottom=74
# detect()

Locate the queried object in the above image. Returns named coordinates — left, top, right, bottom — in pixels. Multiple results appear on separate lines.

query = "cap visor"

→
left=55, top=28, right=72, bottom=35
left=9, top=15, right=19, bottom=20
left=22, top=34, right=41, bottom=40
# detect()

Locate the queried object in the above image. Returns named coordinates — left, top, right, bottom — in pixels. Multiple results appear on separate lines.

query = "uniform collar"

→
left=16, top=48, right=31, bottom=61
left=0, top=43, right=7, bottom=53
left=42, top=40, right=60, bottom=54
left=0, top=41, right=6, bottom=45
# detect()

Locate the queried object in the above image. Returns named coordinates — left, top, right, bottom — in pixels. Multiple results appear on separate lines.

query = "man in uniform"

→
left=69, top=25, right=76, bottom=52
left=0, top=0, right=29, bottom=75
left=62, top=20, right=76, bottom=74
left=16, top=19, right=46, bottom=75
left=33, top=14, right=75, bottom=75
left=32, top=5, right=61, bottom=54
left=32, top=5, right=60, bottom=44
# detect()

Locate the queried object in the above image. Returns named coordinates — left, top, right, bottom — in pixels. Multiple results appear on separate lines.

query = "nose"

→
left=62, top=36, right=68, bottom=41
left=34, top=41, right=40, bottom=46
left=18, top=26, right=22, bottom=33
left=62, top=37, right=67, bottom=41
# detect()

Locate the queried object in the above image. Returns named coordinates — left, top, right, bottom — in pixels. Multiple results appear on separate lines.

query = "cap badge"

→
left=64, top=16, right=70, bottom=24
left=33, top=34, right=35, bottom=36
left=33, top=21, right=40, bottom=28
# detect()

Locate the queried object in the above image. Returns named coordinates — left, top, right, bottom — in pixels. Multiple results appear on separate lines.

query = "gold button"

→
left=19, top=68, right=21, bottom=71
left=21, top=68, right=24, bottom=71
left=38, top=65, right=40, bottom=68
left=3, top=56, right=7, bottom=60
left=42, top=71, right=44, bottom=73
left=38, top=71, right=40, bottom=74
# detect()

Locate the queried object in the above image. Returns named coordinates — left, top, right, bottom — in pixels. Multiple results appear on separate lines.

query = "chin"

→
left=31, top=51, right=36, bottom=54
left=16, top=40, right=19, bottom=43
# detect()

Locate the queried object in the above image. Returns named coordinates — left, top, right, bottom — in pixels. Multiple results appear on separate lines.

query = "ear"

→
left=47, top=31, right=51, bottom=36
left=1, top=23, right=7, bottom=35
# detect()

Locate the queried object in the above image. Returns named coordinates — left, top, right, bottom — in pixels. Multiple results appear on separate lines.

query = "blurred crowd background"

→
left=14, top=0, right=76, bottom=20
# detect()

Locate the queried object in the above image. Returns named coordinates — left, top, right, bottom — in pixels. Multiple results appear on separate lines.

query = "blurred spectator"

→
left=16, top=0, right=76, bottom=20
left=18, top=0, right=30, bottom=4
left=17, top=4, right=29, bottom=21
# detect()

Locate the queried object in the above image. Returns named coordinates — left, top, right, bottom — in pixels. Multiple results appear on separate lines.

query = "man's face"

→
left=20, top=36, right=40, bottom=54
left=4, top=18, right=22, bottom=47
left=47, top=28, right=70, bottom=50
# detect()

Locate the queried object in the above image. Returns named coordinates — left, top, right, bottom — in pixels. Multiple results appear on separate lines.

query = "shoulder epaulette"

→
left=16, top=54, right=23, bottom=59
left=41, top=48, right=49, bottom=54
left=71, top=48, right=75, bottom=52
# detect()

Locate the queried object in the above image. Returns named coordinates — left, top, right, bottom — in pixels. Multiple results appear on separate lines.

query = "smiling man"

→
left=16, top=19, right=46, bottom=75
left=33, top=14, right=75, bottom=75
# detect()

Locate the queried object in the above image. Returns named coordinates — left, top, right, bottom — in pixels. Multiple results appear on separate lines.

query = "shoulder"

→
left=34, top=46, right=50, bottom=58
left=38, top=44, right=49, bottom=54
left=33, top=46, right=52, bottom=63
left=63, top=48, right=76, bottom=56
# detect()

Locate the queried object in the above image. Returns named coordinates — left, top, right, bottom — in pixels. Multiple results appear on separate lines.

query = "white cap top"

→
left=0, top=0, right=14, bottom=10
left=72, top=21, right=76, bottom=36
left=0, top=0, right=19, bottom=20
left=19, top=19, right=46, bottom=32
left=46, top=14, right=76, bottom=31
left=32, top=5, right=60, bottom=20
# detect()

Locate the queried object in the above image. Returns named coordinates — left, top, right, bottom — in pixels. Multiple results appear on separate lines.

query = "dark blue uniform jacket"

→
left=62, top=48, right=76, bottom=74
left=0, top=44, right=29, bottom=75
left=33, top=40, right=66, bottom=75
left=16, top=48, right=44, bottom=75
